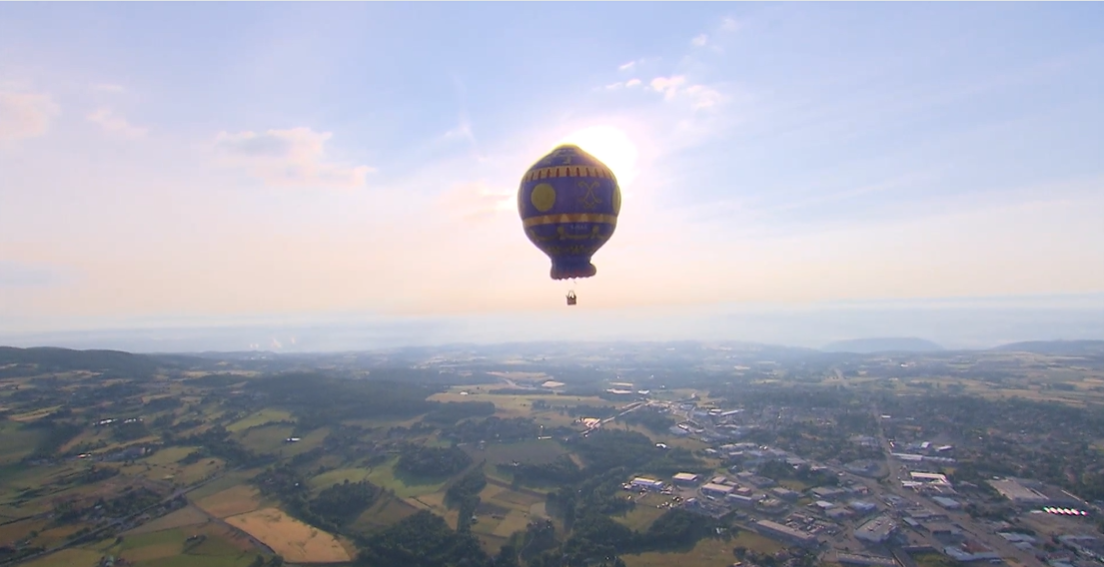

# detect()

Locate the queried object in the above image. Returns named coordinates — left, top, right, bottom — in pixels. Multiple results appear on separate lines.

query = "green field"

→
left=361, top=458, right=449, bottom=498
left=226, top=409, right=295, bottom=433
left=623, top=535, right=746, bottom=567
left=235, top=424, right=295, bottom=454
left=0, top=422, right=42, bottom=464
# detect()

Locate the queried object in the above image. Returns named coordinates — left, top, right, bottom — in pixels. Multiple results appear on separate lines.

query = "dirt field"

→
left=225, top=507, right=350, bottom=563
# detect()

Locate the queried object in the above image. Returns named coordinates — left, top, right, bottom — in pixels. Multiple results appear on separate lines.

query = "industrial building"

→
left=701, top=482, right=735, bottom=497
left=631, top=477, right=664, bottom=491
left=987, top=479, right=1049, bottom=505
left=755, top=520, right=818, bottom=547
left=910, top=472, right=950, bottom=485
left=855, top=515, right=897, bottom=544
left=672, top=473, right=700, bottom=485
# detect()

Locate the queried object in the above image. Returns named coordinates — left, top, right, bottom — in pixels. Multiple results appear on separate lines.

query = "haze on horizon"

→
left=2, top=3, right=1103, bottom=350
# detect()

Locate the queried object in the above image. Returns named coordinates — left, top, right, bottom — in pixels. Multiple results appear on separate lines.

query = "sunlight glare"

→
left=558, top=125, right=639, bottom=190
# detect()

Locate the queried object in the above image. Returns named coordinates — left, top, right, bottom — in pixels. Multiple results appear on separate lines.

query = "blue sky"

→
left=1, top=3, right=1103, bottom=347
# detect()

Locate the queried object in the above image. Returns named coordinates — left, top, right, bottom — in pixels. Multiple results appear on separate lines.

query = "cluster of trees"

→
left=508, top=454, right=583, bottom=486
left=355, top=510, right=493, bottom=567
left=311, top=480, right=380, bottom=526
left=252, top=464, right=379, bottom=534
left=444, top=468, right=487, bottom=533
left=557, top=508, right=718, bottom=565
left=619, top=407, right=676, bottom=433
left=23, top=419, right=83, bottom=461
left=445, top=416, right=551, bottom=444
left=247, top=372, right=443, bottom=423
left=395, top=445, right=472, bottom=478
left=0, top=346, right=159, bottom=379
left=759, top=460, right=839, bottom=488
left=881, top=394, right=1104, bottom=502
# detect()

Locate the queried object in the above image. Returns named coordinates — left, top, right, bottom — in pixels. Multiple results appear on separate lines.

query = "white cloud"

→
left=720, top=17, right=742, bottom=32
left=647, top=76, right=724, bottom=110
left=691, top=34, right=709, bottom=47
left=441, top=115, right=476, bottom=144
left=603, top=78, right=644, bottom=91
left=0, top=89, right=60, bottom=143
left=87, top=108, right=148, bottom=139
left=212, top=127, right=376, bottom=189
left=92, top=83, right=126, bottom=93
left=618, top=60, right=638, bottom=71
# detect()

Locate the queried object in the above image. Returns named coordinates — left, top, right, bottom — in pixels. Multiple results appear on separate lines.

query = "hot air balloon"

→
left=517, top=144, right=622, bottom=306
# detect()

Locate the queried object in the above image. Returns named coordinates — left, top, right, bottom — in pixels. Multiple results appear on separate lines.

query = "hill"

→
left=821, top=337, right=945, bottom=354
left=991, top=340, right=1104, bottom=356
left=0, top=345, right=163, bottom=378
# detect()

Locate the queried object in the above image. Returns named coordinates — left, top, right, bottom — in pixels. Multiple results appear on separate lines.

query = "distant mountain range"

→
left=821, top=337, right=946, bottom=354
left=3, top=339, right=1103, bottom=372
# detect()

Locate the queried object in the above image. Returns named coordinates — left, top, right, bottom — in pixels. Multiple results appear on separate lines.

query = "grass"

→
left=623, top=535, right=747, bottom=567
left=235, top=424, right=295, bottom=454
left=143, top=446, right=200, bottom=466
left=226, top=409, right=295, bottom=433
left=353, top=494, right=419, bottom=532
left=309, top=467, right=372, bottom=491
left=481, top=439, right=568, bottom=465
left=194, top=485, right=263, bottom=519
left=363, top=458, right=448, bottom=498
left=615, top=495, right=670, bottom=531
left=125, top=505, right=210, bottom=535
left=0, top=422, right=42, bottom=464
left=21, top=548, right=103, bottom=567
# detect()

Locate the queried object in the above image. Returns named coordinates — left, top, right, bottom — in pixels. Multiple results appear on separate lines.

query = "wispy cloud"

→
left=603, top=78, right=643, bottom=91
left=720, top=17, right=742, bottom=33
left=211, top=127, right=376, bottom=190
left=691, top=33, right=709, bottom=47
left=646, top=76, right=724, bottom=110
left=87, top=108, right=148, bottom=139
left=0, top=88, right=60, bottom=143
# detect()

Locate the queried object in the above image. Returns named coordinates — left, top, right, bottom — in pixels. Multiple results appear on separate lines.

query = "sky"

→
left=2, top=3, right=1104, bottom=350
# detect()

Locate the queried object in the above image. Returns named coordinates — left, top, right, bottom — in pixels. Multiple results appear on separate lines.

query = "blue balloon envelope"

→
left=517, top=144, right=622, bottom=280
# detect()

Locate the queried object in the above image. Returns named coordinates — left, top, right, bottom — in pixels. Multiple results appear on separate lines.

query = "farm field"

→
left=225, top=507, right=351, bottom=564
left=623, top=532, right=783, bottom=567
left=194, top=485, right=264, bottom=519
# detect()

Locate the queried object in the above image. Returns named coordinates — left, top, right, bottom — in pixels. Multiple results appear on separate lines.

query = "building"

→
left=988, top=479, right=1048, bottom=505
left=673, top=473, right=700, bottom=485
left=931, top=497, right=961, bottom=510
left=910, top=472, right=950, bottom=485
left=944, top=541, right=999, bottom=562
left=631, top=477, right=664, bottom=491
left=701, top=483, right=735, bottom=497
left=772, top=487, right=801, bottom=501
left=835, top=553, right=897, bottom=567
left=849, top=501, right=877, bottom=513
left=755, top=520, right=818, bottom=547
left=855, top=516, right=897, bottom=544
left=726, top=493, right=759, bottom=507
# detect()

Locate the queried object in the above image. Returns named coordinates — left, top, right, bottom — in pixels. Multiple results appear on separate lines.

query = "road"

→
left=7, top=468, right=243, bottom=566
left=871, top=412, right=1044, bottom=567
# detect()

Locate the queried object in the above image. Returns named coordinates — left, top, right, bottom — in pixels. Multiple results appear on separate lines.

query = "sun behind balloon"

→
left=558, top=125, right=639, bottom=190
